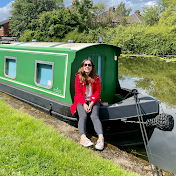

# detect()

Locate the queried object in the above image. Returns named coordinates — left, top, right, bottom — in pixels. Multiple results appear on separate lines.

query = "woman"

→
left=70, top=59, right=104, bottom=150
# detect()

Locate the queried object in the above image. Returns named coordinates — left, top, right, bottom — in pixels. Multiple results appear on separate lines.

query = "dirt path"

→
left=0, top=92, right=174, bottom=176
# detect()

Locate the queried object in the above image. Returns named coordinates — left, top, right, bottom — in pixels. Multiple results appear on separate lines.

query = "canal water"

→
left=118, top=56, right=176, bottom=174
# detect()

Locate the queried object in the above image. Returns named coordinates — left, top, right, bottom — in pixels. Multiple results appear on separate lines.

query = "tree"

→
left=114, top=2, right=132, bottom=17
left=91, top=2, right=107, bottom=25
left=114, top=2, right=132, bottom=25
left=10, top=0, right=64, bottom=36
left=142, top=4, right=161, bottom=26
left=158, top=0, right=176, bottom=11
left=54, top=0, right=65, bottom=9
left=159, top=8, right=176, bottom=26
left=26, top=9, right=80, bottom=39
left=72, top=0, right=93, bottom=31
left=157, top=0, right=176, bottom=26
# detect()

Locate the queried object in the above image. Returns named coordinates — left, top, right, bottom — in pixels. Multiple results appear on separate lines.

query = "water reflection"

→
left=118, top=56, right=176, bottom=174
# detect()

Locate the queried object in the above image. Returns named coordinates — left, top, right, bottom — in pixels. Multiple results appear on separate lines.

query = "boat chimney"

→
left=98, top=37, right=103, bottom=44
left=68, top=39, right=73, bottom=43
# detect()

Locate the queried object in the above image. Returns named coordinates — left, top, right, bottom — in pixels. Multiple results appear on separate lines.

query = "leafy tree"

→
left=114, top=2, right=132, bottom=17
left=20, top=9, right=80, bottom=41
left=105, top=13, right=113, bottom=26
left=54, top=0, right=65, bottom=9
left=159, top=8, right=176, bottom=26
left=10, top=0, right=64, bottom=36
left=114, top=2, right=132, bottom=25
left=158, top=0, right=176, bottom=26
left=158, top=0, right=176, bottom=11
left=120, top=17, right=128, bottom=26
left=142, top=4, right=161, bottom=26
left=72, top=0, right=93, bottom=31
left=91, top=2, right=107, bottom=25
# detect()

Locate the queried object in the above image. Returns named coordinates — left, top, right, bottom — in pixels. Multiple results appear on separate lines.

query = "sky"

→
left=0, top=0, right=158, bottom=22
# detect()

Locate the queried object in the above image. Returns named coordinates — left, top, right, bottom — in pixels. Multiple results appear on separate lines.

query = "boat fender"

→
left=146, top=113, right=174, bottom=131
left=121, top=113, right=174, bottom=131
left=49, top=103, right=53, bottom=115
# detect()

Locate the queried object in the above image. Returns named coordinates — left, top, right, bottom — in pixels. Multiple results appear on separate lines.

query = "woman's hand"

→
left=83, top=102, right=94, bottom=113
left=83, top=103, right=89, bottom=113
left=88, top=101, right=94, bottom=112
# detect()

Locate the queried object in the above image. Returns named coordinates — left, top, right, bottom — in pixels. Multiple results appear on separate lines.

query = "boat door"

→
left=84, top=46, right=119, bottom=104
left=85, top=52, right=106, bottom=102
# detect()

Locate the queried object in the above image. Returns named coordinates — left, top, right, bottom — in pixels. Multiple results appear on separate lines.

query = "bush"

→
left=19, top=15, right=176, bottom=56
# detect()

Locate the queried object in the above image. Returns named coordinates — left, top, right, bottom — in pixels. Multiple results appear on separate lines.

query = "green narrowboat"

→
left=0, top=42, right=159, bottom=146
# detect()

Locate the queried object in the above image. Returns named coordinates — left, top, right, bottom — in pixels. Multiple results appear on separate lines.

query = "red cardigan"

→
left=70, top=74, right=102, bottom=116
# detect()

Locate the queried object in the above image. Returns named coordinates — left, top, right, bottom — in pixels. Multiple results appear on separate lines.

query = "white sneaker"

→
left=80, top=137, right=94, bottom=147
left=95, top=139, right=104, bottom=150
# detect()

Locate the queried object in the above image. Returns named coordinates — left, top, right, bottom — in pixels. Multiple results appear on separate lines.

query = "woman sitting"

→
left=70, top=59, right=104, bottom=150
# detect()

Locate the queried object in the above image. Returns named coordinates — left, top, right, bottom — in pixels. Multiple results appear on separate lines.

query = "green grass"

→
left=0, top=98, right=139, bottom=176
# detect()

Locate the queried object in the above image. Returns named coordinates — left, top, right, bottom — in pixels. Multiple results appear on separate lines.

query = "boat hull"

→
left=0, top=80, right=158, bottom=146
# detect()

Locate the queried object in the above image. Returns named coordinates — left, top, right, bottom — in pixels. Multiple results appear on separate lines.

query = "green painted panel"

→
left=0, top=46, right=76, bottom=104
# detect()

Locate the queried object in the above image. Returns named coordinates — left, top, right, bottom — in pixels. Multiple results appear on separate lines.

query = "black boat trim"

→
left=100, top=112, right=159, bottom=121
left=0, top=88, right=77, bottom=121
left=0, top=80, right=159, bottom=122
left=0, top=80, right=73, bottom=117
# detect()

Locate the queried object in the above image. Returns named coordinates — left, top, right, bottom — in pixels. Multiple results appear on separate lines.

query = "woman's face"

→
left=83, top=60, right=92, bottom=73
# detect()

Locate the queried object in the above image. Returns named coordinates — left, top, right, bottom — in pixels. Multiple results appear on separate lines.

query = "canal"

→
left=118, top=56, right=176, bottom=174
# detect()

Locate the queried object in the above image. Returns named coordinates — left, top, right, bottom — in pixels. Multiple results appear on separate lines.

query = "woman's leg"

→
left=90, top=101, right=103, bottom=137
left=77, top=103, right=87, bottom=136
left=77, top=103, right=93, bottom=146
left=90, top=101, right=104, bottom=150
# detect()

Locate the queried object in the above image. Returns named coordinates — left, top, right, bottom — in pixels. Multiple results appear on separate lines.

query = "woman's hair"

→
left=78, top=59, right=97, bottom=85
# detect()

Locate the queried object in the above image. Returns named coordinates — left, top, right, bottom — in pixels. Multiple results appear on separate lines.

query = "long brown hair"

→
left=78, top=59, right=97, bottom=85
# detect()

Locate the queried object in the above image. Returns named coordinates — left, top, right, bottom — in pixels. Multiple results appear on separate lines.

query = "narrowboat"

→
left=0, top=42, right=159, bottom=146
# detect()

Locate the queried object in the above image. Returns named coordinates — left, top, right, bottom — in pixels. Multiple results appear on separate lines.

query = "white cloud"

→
left=0, top=1, right=13, bottom=22
left=64, top=0, right=158, bottom=15
left=107, top=0, right=158, bottom=14
left=144, top=1, right=157, bottom=6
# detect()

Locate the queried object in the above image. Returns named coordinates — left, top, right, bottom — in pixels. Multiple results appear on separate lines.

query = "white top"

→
left=7, top=42, right=99, bottom=51
left=85, top=85, right=92, bottom=101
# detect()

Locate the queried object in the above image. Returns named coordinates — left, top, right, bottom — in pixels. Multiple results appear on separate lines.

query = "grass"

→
left=0, top=98, right=139, bottom=176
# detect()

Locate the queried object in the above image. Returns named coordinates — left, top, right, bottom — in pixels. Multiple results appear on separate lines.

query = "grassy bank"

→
left=0, top=98, right=138, bottom=176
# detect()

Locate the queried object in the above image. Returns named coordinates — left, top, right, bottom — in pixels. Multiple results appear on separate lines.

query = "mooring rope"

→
left=121, top=89, right=174, bottom=175
left=132, top=89, right=159, bottom=176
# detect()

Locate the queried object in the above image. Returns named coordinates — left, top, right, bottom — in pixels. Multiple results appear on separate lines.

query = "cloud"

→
left=144, top=1, right=157, bottom=6
left=106, top=0, right=158, bottom=14
left=0, top=1, right=13, bottom=22
left=64, top=0, right=158, bottom=15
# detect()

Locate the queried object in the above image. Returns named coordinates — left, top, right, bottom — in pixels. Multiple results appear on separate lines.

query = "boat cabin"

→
left=0, top=42, right=121, bottom=106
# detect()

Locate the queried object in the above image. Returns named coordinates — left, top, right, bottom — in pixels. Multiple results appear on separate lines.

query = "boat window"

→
left=98, top=55, right=102, bottom=81
left=4, top=56, right=17, bottom=79
left=88, top=56, right=93, bottom=61
left=35, top=60, right=54, bottom=89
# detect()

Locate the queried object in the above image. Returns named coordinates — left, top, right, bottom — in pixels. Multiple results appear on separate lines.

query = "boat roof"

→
left=5, top=42, right=102, bottom=51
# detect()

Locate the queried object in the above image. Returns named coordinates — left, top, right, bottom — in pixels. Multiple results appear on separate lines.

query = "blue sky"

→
left=0, top=0, right=158, bottom=22
left=0, top=0, right=12, bottom=8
